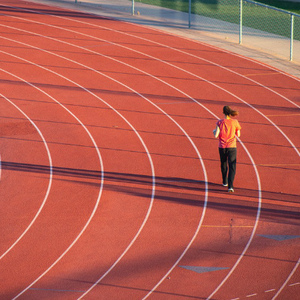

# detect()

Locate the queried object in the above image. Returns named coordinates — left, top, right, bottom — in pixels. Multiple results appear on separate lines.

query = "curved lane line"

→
left=142, top=135, right=262, bottom=300
left=4, top=55, right=106, bottom=299
left=6, top=4, right=297, bottom=106
left=1, top=1, right=300, bottom=88
left=43, top=14, right=297, bottom=299
left=20, top=5, right=299, bottom=299
left=0, top=22, right=261, bottom=297
left=206, top=136, right=262, bottom=300
left=0, top=56, right=105, bottom=298
left=0, top=50, right=156, bottom=299
left=1, top=12, right=298, bottom=157
left=272, top=258, right=300, bottom=300
left=1, top=5, right=296, bottom=300
left=0, top=30, right=209, bottom=297
left=54, top=11, right=300, bottom=106
left=0, top=89, right=53, bottom=260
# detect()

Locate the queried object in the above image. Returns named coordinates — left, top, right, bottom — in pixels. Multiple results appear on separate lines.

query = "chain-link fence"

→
left=59, top=0, right=300, bottom=63
left=241, top=0, right=297, bottom=61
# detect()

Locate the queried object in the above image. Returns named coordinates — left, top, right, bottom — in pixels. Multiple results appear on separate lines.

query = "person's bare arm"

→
left=236, top=129, right=241, bottom=137
left=213, top=126, right=220, bottom=138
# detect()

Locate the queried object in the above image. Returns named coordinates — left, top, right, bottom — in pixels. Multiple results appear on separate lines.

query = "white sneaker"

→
left=222, top=183, right=228, bottom=187
left=228, top=188, right=234, bottom=193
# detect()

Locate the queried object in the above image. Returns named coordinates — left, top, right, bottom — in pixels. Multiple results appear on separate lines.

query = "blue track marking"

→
left=258, top=235, right=300, bottom=241
left=179, top=266, right=229, bottom=274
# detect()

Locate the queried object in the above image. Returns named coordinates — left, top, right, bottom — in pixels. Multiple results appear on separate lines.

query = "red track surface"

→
left=0, top=1, right=299, bottom=299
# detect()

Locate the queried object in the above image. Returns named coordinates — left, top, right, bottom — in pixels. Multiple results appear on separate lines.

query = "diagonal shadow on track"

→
left=1, top=161, right=299, bottom=225
left=0, top=3, right=107, bottom=20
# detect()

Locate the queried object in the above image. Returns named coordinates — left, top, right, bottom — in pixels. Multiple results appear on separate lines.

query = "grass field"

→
left=256, top=0, right=300, bottom=14
left=137, top=0, right=300, bottom=14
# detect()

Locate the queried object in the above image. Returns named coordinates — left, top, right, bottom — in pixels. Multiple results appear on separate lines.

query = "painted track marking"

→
left=1, top=8, right=262, bottom=299
left=0, top=86, right=53, bottom=260
left=272, top=257, right=300, bottom=300
left=0, top=29, right=210, bottom=298
left=0, top=1, right=298, bottom=298
left=0, top=48, right=157, bottom=300
left=38, top=5, right=300, bottom=108
left=1, top=9, right=298, bottom=160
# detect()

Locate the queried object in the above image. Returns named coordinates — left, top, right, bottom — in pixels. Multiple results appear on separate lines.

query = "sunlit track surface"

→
left=0, top=1, right=299, bottom=300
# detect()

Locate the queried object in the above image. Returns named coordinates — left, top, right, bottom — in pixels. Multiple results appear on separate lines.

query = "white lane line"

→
left=2, top=54, right=105, bottom=299
left=0, top=53, right=105, bottom=298
left=1, top=5, right=297, bottom=300
left=56, top=14, right=299, bottom=155
left=0, top=89, right=53, bottom=260
left=231, top=282, right=298, bottom=299
left=0, top=49, right=156, bottom=299
left=2, top=3, right=300, bottom=88
left=14, top=3, right=298, bottom=108
left=289, top=282, right=300, bottom=287
left=197, top=38, right=300, bottom=83
left=13, top=15, right=294, bottom=299
left=1, top=11, right=299, bottom=158
left=0, top=20, right=260, bottom=298
left=2, top=11, right=299, bottom=159
left=272, top=258, right=300, bottom=299
left=205, top=137, right=261, bottom=300
left=0, top=28, right=209, bottom=298
left=65, top=12, right=300, bottom=106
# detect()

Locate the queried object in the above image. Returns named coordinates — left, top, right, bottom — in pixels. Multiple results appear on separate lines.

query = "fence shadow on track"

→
left=0, top=3, right=107, bottom=20
left=1, top=160, right=299, bottom=225
left=0, top=1, right=193, bottom=30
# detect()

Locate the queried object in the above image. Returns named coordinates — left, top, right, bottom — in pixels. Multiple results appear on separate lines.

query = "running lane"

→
left=0, top=1, right=299, bottom=300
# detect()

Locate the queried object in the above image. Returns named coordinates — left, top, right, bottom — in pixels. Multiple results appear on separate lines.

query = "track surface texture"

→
left=0, top=1, right=299, bottom=299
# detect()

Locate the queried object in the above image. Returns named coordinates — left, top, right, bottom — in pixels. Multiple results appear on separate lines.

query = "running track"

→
left=0, top=1, right=299, bottom=299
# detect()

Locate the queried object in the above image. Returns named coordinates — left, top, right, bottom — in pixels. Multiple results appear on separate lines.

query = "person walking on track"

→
left=213, top=106, right=241, bottom=192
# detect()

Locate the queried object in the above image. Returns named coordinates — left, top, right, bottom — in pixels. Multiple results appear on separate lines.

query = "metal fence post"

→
left=189, top=0, right=191, bottom=28
left=132, top=0, right=135, bottom=15
left=239, top=0, right=243, bottom=44
left=290, top=14, right=294, bottom=61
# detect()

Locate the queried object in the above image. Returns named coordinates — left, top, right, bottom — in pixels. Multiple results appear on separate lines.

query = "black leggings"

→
left=219, top=148, right=237, bottom=189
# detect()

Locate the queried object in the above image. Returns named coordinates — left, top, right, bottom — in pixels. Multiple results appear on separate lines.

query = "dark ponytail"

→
left=223, top=106, right=239, bottom=117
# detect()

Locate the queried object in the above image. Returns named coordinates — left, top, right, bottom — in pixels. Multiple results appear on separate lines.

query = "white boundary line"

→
left=0, top=89, right=53, bottom=260
left=206, top=136, right=261, bottom=300
left=0, top=26, right=209, bottom=299
left=2, top=10, right=299, bottom=157
left=26, top=3, right=300, bottom=299
left=40, top=9, right=299, bottom=299
left=51, top=12, right=300, bottom=109
left=0, top=56, right=107, bottom=298
left=6, top=6, right=300, bottom=298
left=5, top=0, right=300, bottom=83
left=272, top=258, right=300, bottom=300
left=0, top=50, right=107, bottom=299
left=0, top=48, right=157, bottom=299
left=0, top=13, right=260, bottom=299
